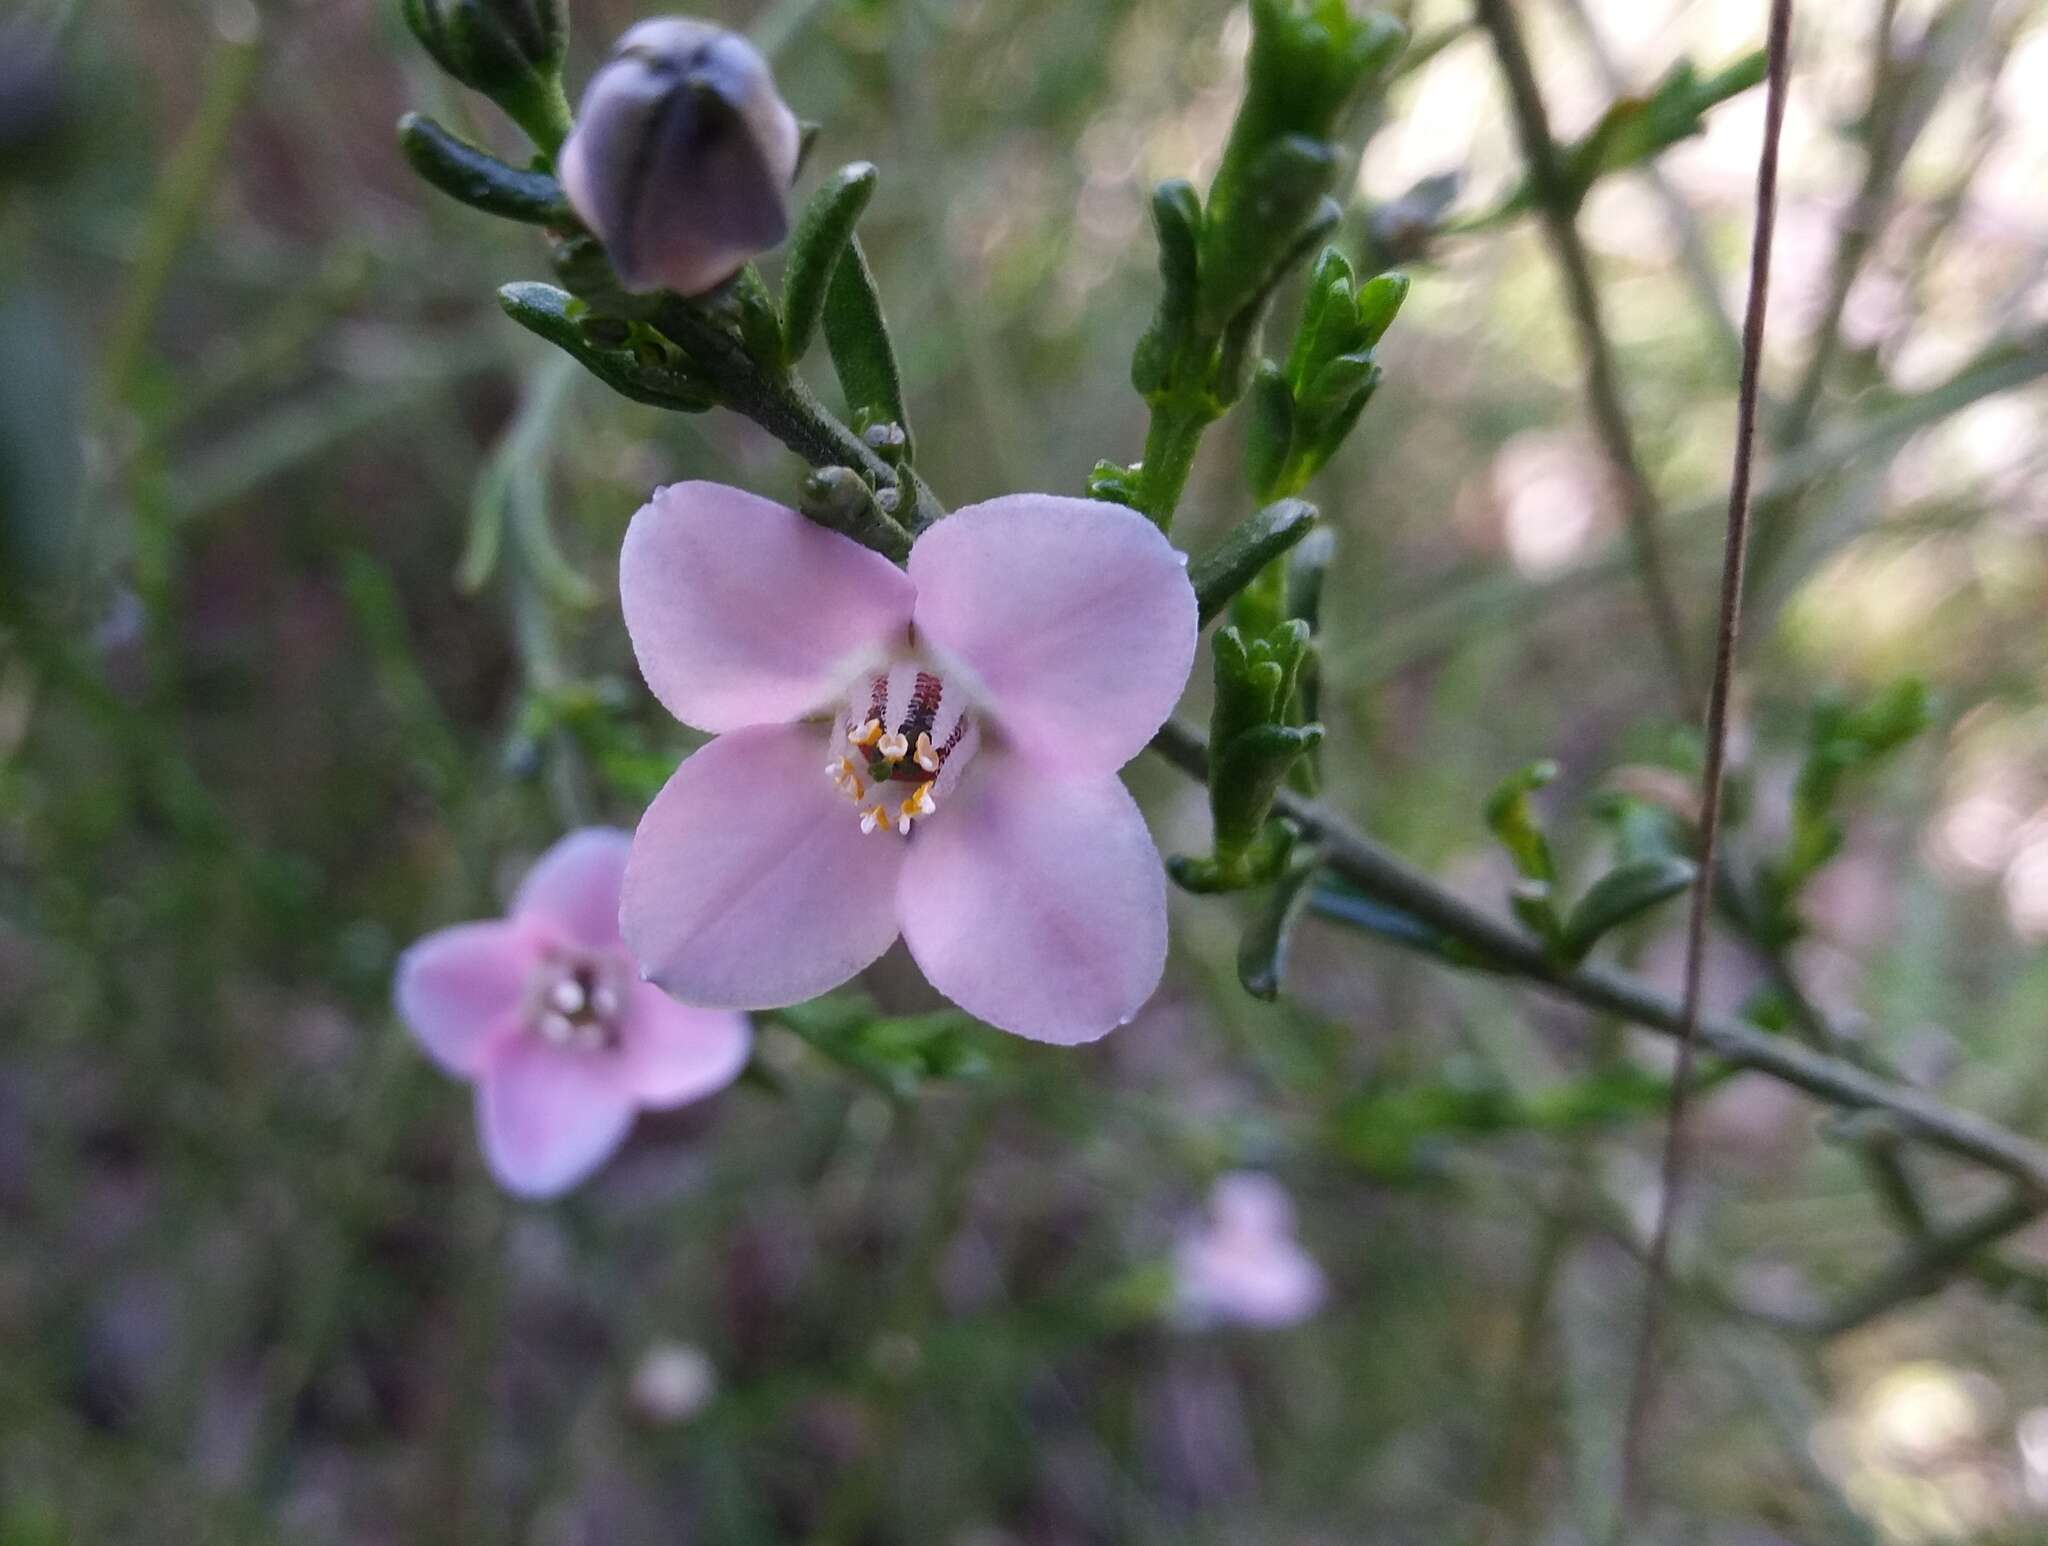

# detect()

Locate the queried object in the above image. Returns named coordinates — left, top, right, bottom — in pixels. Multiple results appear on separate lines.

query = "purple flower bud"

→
left=558, top=19, right=800, bottom=297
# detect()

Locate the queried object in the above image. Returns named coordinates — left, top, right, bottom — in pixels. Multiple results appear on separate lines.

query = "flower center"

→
left=527, top=950, right=630, bottom=1052
left=823, top=661, right=980, bottom=837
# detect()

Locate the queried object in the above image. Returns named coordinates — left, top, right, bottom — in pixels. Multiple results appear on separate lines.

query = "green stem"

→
left=100, top=26, right=263, bottom=411
left=1135, top=399, right=1214, bottom=530
left=499, top=73, right=573, bottom=161
left=1150, top=717, right=2048, bottom=1197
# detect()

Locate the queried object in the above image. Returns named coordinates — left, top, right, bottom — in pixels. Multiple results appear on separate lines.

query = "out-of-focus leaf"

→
left=775, top=996, right=990, bottom=1097
left=1559, top=854, right=1697, bottom=963
left=1484, top=760, right=1559, bottom=885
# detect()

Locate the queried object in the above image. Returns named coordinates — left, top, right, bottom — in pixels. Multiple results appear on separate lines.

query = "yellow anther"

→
left=913, top=732, right=940, bottom=773
left=876, top=730, right=909, bottom=762
left=849, top=718, right=883, bottom=750
left=825, top=756, right=865, bottom=801
left=894, top=780, right=937, bottom=834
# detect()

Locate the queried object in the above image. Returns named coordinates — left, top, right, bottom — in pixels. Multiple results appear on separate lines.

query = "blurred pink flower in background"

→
left=618, top=483, right=1197, bottom=1045
left=394, top=829, right=752, bottom=1197
left=1172, top=1173, right=1327, bottom=1330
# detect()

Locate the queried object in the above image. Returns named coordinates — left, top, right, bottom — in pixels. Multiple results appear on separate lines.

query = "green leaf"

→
left=496, top=283, right=715, bottom=412
left=822, top=237, right=913, bottom=461
left=1131, top=180, right=1203, bottom=399
left=1559, top=854, right=1697, bottom=963
left=1190, top=497, right=1317, bottom=625
left=774, top=995, right=991, bottom=1097
left=782, top=161, right=878, bottom=364
left=1238, top=844, right=1323, bottom=1000
left=1244, top=362, right=1297, bottom=502
left=1214, top=720, right=1323, bottom=855
left=1484, top=759, right=1560, bottom=885
left=397, top=112, right=572, bottom=225
left=1353, top=271, right=1410, bottom=349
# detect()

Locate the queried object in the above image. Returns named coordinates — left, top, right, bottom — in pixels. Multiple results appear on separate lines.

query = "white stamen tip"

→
left=540, top=1010, right=576, bottom=1044
left=877, top=731, right=908, bottom=762
left=591, top=984, right=620, bottom=1019
left=549, top=978, right=586, bottom=1015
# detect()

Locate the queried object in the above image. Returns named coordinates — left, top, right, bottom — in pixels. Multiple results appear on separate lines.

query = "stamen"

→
left=825, top=755, right=865, bottom=801
left=860, top=804, right=890, bottom=836
left=876, top=730, right=909, bottom=762
left=590, top=983, right=620, bottom=1020
left=914, top=732, right=940, bottom=773
left=549, top=977, right=586, bottom=1015
left=849, top=718, right=883, bottom=750
left=894, top=780, right=937, bottom=834
left=539, top=1010, right=577, bottom=1044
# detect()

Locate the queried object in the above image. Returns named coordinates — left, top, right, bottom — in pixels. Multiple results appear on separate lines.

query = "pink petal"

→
left=511, top=827, right=632, bottom=949
left=477, top=1036, right=636, bottom=1198
left=1172, top=1231, right=1326, bottom=1329
left=897, top=751, right=1167, bottom=1044
left=622, top=722, right=907, bottom=1008
left=393, top=920, right=538, bottom=1077
left=617, top=986, right=753, bottom=1106
left=621, top=482, right=914, bottom=733
left=907, top=495, right=1197, bottom=776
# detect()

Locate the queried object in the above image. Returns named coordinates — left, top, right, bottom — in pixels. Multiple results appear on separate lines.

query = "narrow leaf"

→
left=1193, top=499, right=1317, bottom=625
left=1239, top=846, right=1323, bottom=1000
left=822, top=237, right=913, bottom=460
left=398, top=112, right=571, bottom=225
left=782, top=162, right=878, bottom=364
left=1560, top=853, right=1697, bottom=962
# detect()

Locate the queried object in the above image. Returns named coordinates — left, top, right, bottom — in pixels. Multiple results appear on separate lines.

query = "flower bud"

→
left=400, top=0, right=568, bottom=147
left=558, top=19, right=800, bottom=297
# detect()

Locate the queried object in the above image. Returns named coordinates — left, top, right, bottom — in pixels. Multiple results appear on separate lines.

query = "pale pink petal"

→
left=907, top=495, right=1196, bottom=776
left=511, top=827, right=632, bottom=949
left=622, top=722, right=907, bottom=1008
left=622, top=482, right=914, bottom=732
left=477, top=1037, right=636, bottom=1198
left=617, top=986, right=753, bottom=1106
left=897, top=750, right=1166, bottom=1044
left=393, top=920, right=539, bottom=1077
left=1172, top=1230, right=1326, bottom=1330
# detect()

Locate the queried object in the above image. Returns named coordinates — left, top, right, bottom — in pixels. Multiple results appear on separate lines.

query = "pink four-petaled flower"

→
left=1172, top=1172, right=1327, bottom=1330
left=394, top=828, right=752, bottom=1197
left=618, top=484, right=1199, bottom=1044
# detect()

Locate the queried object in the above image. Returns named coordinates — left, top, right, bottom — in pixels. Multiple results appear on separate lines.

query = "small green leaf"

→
left=1484, top=760, right=1560, bottom=885
left=1244, top=362, right=1297, bottom=502
left=1238, top=844, right=1323, bottom=1000
left=398, top=112, right=572, bottom=225
left=1353, top=271, right=1410, bottom=348
left=823, top=237, right=913, bottom=461
left=496, top=282, right=715, bottom=412
left=1132, top=180, right=1203, bottom=399
left=1559, top=854, right=1696, bottom=963
left=1214, top=721, right=1323, bottom=855
left=782, top=162, right=878, bottom=364
left=1191, top=497, right=1316, bottom=625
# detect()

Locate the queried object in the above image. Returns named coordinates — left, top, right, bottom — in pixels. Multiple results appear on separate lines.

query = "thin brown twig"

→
left=1472, top=0, right=1695, bottom=705
left=1618, top=0, right=1795, bottom=1520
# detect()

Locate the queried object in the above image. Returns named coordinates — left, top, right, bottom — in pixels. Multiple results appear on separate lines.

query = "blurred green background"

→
left=9, top=0, right=2048, bottom=1539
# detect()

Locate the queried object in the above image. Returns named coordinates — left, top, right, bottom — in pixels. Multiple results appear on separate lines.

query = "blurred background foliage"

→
left=8, top=0, right=2048, bottom=1539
